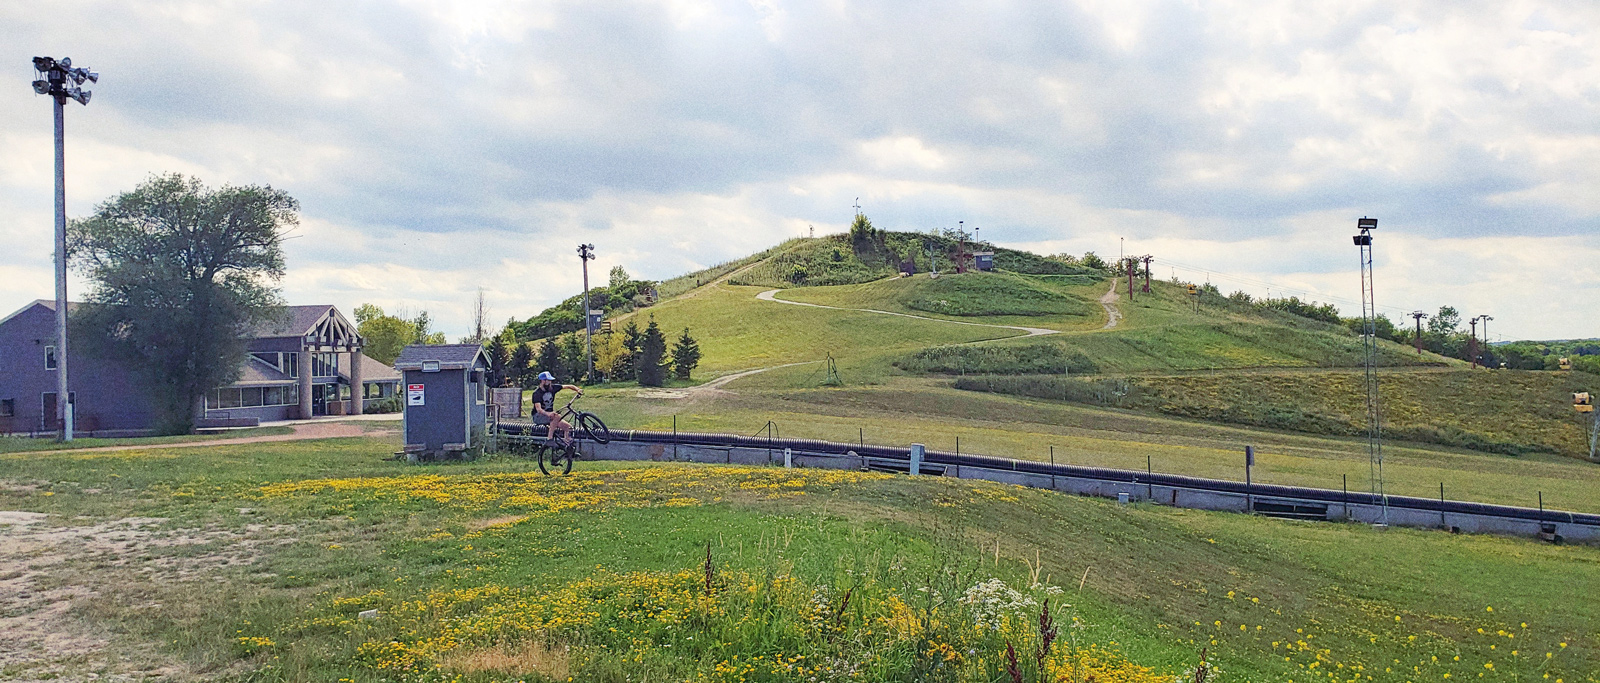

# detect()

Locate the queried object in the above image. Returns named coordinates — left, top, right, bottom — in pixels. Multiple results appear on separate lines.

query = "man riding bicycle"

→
left=531, top=371, right=583, bottom=446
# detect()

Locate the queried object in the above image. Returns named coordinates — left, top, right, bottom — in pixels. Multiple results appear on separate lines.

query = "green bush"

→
left=897, top=344, right=1098, bottom=375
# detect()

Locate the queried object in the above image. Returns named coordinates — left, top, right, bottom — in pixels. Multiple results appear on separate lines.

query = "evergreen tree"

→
left=637, top=317, right=668, bottom=387
left=620, top=320, right=643, bottom=380
left=509, top=342, right=533, bottom=388
left=536, top=338, right=562, bottom=382
left=671, top=327, right=701, bottom=380
left=486, top=335, right=511, bottom=387
left=559, top=332, right=588, bottom=383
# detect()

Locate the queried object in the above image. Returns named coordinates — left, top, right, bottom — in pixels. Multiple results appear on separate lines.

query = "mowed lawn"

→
left=1, top=437, right=1596, bottom=682
left=775, top=271, right=1107, bottom=332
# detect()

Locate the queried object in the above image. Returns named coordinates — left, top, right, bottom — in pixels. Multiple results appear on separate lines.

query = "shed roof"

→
left=394, top=344, right=489, bottom=371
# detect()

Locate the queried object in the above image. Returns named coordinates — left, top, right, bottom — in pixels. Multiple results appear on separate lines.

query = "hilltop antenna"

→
left=1353, top=216, right=1386, bottom=526
left=1410, top=311, right=1427, bottom=355
left=1468, top=317, right=1481, bottom=369
left=1140, top=255, right=1154, bottom=293
left=853, top=197, right=861, bottom=216
left=1479, top=315, right=1493, bottom=362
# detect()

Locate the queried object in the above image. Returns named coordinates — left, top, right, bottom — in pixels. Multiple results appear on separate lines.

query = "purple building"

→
left=0, top=301, right=400, bottom=436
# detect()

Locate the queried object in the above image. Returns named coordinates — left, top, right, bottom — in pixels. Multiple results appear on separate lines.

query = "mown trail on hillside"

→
left=755, top=288, right=1060, bottom=336
left=1099, top=276, right=1122, bottom=329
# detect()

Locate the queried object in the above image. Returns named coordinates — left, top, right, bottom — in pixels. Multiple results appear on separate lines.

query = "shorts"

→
left=532, top=413, right=552, bottom=426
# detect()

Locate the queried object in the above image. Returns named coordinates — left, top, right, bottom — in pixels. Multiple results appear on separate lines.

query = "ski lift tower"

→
left=1353, top=217, right=1387, bottom=525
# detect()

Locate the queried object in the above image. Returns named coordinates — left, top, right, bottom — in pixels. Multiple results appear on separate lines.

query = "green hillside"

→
left=725, top=232, right=1100, bottom=288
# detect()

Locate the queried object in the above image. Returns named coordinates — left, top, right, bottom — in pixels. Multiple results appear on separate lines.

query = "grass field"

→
left=2, top=436, right=1595, bottom=682
left=777, top=271, right=1101, bottom=329
left=580, top=380, right=1600, bottom=514
left=954, top=368, right=1600, bottom=458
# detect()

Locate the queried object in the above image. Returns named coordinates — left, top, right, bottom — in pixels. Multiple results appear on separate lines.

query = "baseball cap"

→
left=537, top=371, right=555, bottom=381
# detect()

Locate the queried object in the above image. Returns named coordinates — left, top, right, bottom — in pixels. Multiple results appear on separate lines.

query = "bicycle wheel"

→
left=544, top=442, right=574, bottom=475
left=577, top=412, right=611, bottom=444
left=534, top=443, right=553, bottom=476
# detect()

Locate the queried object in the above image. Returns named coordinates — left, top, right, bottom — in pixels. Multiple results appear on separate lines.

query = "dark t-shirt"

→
left=532, top=384, right=562, bottom=413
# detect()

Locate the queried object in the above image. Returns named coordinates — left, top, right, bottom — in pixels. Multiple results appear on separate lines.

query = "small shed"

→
left=394, top=344, right=490, bottom=459
left=973, top=251, right=995, bottom=271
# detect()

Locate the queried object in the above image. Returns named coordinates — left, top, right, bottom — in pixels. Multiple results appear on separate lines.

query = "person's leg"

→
left=556, top=418, right=574, bottom=446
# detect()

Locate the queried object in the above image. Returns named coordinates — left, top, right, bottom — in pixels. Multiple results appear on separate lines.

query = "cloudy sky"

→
left=3, top=0, right=1596, bottom=341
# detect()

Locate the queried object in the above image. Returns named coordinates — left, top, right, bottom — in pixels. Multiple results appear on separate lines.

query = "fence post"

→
left=1245, top=445, right=1254, bottom=513
left=1049, top=446, right=1056, bottom=490
left=1440, top=482, right=1446, bottom=528
left=673, top=415, right=678, bottom=461
left=910, top=443, right=924, bottom=476
left=1146, top=455, right=1153, bottom=501
left=784, top=447, right=793, bottom=469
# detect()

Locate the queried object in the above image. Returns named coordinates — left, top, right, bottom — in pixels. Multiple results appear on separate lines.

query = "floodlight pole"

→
left=33, top=56, right=95, bottom=442
left=1354, top=217, right=1385, bottom=525
left=578, top=244, right=595, bottom=382
left=1411, top=311, right=1427, bottom=355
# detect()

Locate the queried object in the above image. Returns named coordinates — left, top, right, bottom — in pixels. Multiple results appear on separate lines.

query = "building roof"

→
left=394, top=344, right=489, bottom=371
left=250, top=305, right=339, bottom=338
left=0, top=300, right=54, bottom=328
left=237, top=356, right=297, bottom=385
left=341, top=352, right=403, bottom=382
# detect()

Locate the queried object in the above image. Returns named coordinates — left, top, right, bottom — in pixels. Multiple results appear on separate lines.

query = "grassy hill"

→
left=4, top=437, right=1596, bottom=682
left=725, top=232, right=1100, bottom=288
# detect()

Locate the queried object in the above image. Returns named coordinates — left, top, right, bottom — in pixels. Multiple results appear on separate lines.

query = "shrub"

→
left=903, top=274, right=1094, bottom=317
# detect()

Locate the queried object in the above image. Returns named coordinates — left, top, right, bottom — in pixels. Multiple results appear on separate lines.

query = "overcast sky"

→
left=3, top=0, right=1596, bottom=341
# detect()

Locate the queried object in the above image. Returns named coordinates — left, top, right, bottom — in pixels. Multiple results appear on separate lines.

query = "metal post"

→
left=672, top=414, right=678, bottom=461
left=1342, top=474, right=1348, bottom=520
left=784, top=447, right=792, bottom=469
left=955, top=436, right=959, bottom=456
left=1049, top=445, right=1056, bottom=489
left=910, top=443, right=924, bottom=476
left=1440, top=482, right=1446, bottom=528
left=1245, top=446, right=1254, bottom=513
left=1538, top=491, right=1543, bottom=513
left=53, top=90, right=70, bottom=441
left=578, top=244, right=595, bottom=382
left=1146, top=454, right=1153, bottom=501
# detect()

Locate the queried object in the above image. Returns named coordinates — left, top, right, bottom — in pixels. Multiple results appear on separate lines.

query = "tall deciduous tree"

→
left=353, top=304, right=447, bottom=365
left=69, top=173, right=292, bottom=434
left=637, top=317, right=668, bottom=387
left=671, top=327, right=701, bottom=380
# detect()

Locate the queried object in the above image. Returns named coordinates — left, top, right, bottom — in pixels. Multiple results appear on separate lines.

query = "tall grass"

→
left=655, top=240, right=804, bottom=300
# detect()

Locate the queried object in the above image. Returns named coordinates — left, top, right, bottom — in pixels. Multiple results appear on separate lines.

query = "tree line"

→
left=478, top=316, right=699, bottom=388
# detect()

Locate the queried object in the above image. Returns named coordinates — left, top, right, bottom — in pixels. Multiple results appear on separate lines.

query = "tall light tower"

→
left=1353, top=217, right=1386, bottom=525
left=577, top=244, right=595, bottom=382
left=31, top=56, right=96, bottom=443
left=1468, top=316, right=1480, bottom=369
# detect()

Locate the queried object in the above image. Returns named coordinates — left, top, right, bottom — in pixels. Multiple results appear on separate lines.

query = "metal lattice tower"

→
left=1354, top=217, right=1387, bottom=524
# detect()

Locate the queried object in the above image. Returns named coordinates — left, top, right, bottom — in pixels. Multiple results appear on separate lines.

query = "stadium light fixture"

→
left=31, top=55, right=98, bottom=442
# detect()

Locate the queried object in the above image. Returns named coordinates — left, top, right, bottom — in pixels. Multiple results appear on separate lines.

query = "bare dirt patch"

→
left=0, top=513, right=293, bottom=681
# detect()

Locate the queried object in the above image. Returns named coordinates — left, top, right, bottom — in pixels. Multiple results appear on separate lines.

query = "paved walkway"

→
left=755, top=289, right=1059, bottom=336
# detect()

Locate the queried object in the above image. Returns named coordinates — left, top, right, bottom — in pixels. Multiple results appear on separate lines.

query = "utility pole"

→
left=31, top=56, right=96, bottom=442
left=577, top=244, right=595, bottom=382
left=1125, top=258, right=1136, bottom=301
left=1410, top=311, right=1427, bottom=355
left=1468, top=316, right=1480, bottom=369
left=1140, top=255, right=1153, bottom=293
left=1480, top=315, right=1493, bottom=366
left=1353, top=217, right=1386, bottom=526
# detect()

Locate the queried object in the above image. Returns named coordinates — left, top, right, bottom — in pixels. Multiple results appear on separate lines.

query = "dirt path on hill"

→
left=32, top=420, right=392, bottom=456
left=755, top=289, right=1059, bottom=336
left=1099, top=278, right=1123, bottom=329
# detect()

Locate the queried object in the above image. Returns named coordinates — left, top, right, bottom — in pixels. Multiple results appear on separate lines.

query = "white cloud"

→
left=1, top=0, right=1596, bottom=339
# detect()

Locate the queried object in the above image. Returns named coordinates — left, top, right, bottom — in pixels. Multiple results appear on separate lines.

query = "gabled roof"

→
left=394, top=344, right=489, bottom=371
left=0, top=300, right=54, bottom=328
left=251, top=305, right=340, bottom=338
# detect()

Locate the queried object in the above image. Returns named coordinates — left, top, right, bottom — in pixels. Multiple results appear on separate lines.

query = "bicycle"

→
left=532, top=394, right=610, bottom=475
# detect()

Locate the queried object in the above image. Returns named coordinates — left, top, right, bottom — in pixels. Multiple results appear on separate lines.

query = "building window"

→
left=286, top=352, right=299, bottom=378
left=312, top=352, right=337, bottom=378
left=0, top=399, right=13, bottom=417
left=45, top=345, right=57, bottom=370
left=207, top=384, right=299, bottom=411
